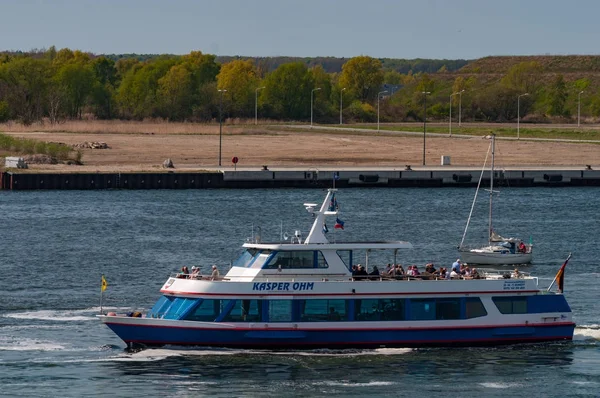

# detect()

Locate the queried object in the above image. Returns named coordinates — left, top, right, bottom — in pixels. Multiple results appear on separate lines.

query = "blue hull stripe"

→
left=106, top=323, right=575, bottom=348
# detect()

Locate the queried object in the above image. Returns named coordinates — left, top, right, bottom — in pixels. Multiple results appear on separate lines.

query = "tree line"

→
left=1, top=47, right=599, bottom=125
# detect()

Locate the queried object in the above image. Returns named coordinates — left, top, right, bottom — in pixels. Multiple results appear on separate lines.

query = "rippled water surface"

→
left=1, top=188, right=599, bottom=397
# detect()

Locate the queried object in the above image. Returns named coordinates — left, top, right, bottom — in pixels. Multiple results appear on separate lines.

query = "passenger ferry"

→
left=99, top=189, right=575, bottom=349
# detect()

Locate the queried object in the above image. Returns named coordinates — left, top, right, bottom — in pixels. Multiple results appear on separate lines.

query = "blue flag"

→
left=328, top=194, right=338, bottom=212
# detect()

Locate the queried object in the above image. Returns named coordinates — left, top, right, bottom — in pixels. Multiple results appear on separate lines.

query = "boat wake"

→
left=574, top=325, right=600, bottom=341
left=2, top=307, right=136, bottom=322
left=107, top=346, right=414, bottom=362
left=0, top=335, right=67, bottom=352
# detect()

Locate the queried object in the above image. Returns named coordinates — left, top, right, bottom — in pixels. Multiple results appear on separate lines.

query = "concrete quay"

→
left=1, top=165, right=600, bottom=190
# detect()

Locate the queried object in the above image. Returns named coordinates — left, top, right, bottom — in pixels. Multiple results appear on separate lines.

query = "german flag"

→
left=554, top=254, right=571, bottom=293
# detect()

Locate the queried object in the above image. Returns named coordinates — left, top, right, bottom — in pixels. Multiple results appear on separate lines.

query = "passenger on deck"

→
left=425, top=263, right=436, bottom=274
left=519, top=241, right=527, bottom=253
left=395, top=264, right=405, bottom=276
left=190, top=266, right=202, bottom=279
left=369, top=265, right=380, bottom=280
left=464, top=266, right=472, bottom=278
left=412, top=265, right=420, bottom=276
left=211, top=265, right=220, bottom=280
left=450, top=268, right=461, bottom=279
left=452, top=259, right=461, bottom=272
left=178, top=266, right=190, bottom=279
left=512, top=268, right=522, bottom=279
left=355, top=265, right=369, bottom=280
left=384, top=263, right=393, bottom=276
left=471, top=268, right=481, bottom=279
left=439, top=267, right=447, bottom=279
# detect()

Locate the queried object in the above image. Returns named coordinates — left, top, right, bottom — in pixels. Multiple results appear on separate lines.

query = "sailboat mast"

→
left=488, top=134, right=495, bottom=245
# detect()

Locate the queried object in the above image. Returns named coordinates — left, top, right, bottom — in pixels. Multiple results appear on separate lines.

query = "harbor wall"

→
left=2, top=168, right=600, bottom=190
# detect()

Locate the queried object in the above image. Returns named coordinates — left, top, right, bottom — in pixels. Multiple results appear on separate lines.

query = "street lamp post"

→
left=218, top=89, right=227, bottom=166
left=311, top=88, right=321, bottom=127
left=458, top=89, right=465, bottom=127
left=422, top=91, right=431, bottom=166
left=449, top=90, right=463, bottom=137
left=517, top=92, right=529, bottom=140
left=377, top=90, right=388, bottom=132
left=255, top=86, right=265, bottom=125
left=578, top=90, right=584, bottom=128
left=340, top=87, right=346, bottom=125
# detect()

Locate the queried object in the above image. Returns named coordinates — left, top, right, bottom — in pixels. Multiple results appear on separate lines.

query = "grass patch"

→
left=0, top=132, right=81, bottom=162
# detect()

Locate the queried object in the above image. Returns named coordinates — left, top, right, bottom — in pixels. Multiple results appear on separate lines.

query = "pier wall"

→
left=1, top=169, right=600, bottom=190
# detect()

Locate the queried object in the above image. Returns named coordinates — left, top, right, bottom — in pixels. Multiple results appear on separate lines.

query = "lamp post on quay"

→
left=422, top=91, right=431, bottom=165
left=218, top=89, right=227, bottom=166
left=340, top=87, right=346, bottom=125
left=255, top=86, right=265, bottom=125
left=578, top=90, right=584, bottom=128
left=458, top=89, right=465, bottom=127
left=377, top=90, right=388, bottom=132
left=311, top=88, right=321, bottom=127
left=517, top=92, right=529, bottom=140
left=449, top=90, right=464, bottom=137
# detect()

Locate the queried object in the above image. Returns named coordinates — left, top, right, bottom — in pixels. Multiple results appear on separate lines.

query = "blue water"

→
left=1, top=188, right=599, bottom=397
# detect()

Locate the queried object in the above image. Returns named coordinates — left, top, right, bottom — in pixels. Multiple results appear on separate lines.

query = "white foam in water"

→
left=2, top=307, right=136, bottom=322
left=317, top=381, right=396, bottom=387
left=574, top=325, right=600, bottom=341
left=479, top=382, right=523, bottom=389
left=0, top=336, right=66, bottom=352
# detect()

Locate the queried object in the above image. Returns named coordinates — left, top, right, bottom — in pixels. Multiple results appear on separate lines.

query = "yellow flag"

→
left=101, top=275, right=108, bottom=292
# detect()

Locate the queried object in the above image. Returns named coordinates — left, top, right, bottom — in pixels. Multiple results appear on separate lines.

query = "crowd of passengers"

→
left=351, top=259, right=488, bottom=281
left=176, top=265, right=221, bottom=280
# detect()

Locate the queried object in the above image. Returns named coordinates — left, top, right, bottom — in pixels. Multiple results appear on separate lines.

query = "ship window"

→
left=265, top=251, right=326, bottom=269
left=355, top=299, right=380, bottom=321
left=380, top=299, right=405, bottom=321
left=410, top=299, right=436, bottom=320
left=336, top=250, right=351, bottom=270
left=250, top=251, right=272, bottom=269
left=300, top=299, right=347, bottom=322
left=233, top=249, right=259, bottom=268
left=221, top=300, right=263, bottom=322
left=185, top=299, right=223, bottom=322
left=435, top=299, right=461, bottom=320
left=268, top=300, right=293, bottom=322
left=162, top=297, right=198, bottom=320
left=492, top=297, right=528, bottom=314
left=466, top=298, right=487, bottom=319
left=148, top=296, right=174, bottom=318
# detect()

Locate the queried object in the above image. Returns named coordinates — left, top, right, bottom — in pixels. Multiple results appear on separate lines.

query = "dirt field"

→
left=2, top=122, right=600, bottom=172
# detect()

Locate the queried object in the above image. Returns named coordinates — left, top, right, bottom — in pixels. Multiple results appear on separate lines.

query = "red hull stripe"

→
left=105, top=321, right=575, bottom=332
left=159, top=289, right=540, bottom=297
left=124, top=336, right=574, bottom=346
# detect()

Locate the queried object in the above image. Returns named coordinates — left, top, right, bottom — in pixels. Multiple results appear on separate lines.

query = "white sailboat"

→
left=458, top=134, right=533, bottom=265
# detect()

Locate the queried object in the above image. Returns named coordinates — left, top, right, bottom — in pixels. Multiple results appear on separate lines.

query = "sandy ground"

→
left=2, top=126, right=600, bottom=172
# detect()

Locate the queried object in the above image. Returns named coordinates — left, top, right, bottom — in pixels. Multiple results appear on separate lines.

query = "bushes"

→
left=0, top=133, right=79, bottom=162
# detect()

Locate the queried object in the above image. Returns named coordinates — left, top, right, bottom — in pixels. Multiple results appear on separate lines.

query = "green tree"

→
left=0, top=57, right=50, bottom=124
left=90, top=57, right=117, bottom=119
left=217, top=59, right=259, bottom=117
left=262, top=62, right=314, bottom=120
left=339, top=56, right=384, bottom=103
left=501, top=61, right=543, bottom=93
left=54, top=62, right=95, bottom=118
left=157, top=64, right=193, bottom=120
left=310, top=65, right=333, bottom=120
left=547, top=74, right=569, bottom=117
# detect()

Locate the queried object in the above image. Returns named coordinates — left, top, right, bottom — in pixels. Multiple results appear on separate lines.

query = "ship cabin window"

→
left=268, top=300, right=293, bottom=322
left=265, top=251, right=328, bottom=269
left=355, top=299, right=405, bottom=321
left=465, top=298, right=487, bottom=319
left=409, top=298, right=462, bottom=321
left=492, top=297, right=528, bottom=314
left=221, top=300, right=263, bottom=322
left=336, top=250, right=352, bottom=270
left=300, top=299, right=348, bottom=322
left=250, top=250, right=272, bottom=269
left=233, top=249, right=259, bottom=268
left=184, top=299, right=231, bottom=322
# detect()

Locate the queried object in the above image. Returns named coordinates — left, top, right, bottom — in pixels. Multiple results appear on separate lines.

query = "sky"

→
left=1, top=0, right=599, bottom=60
